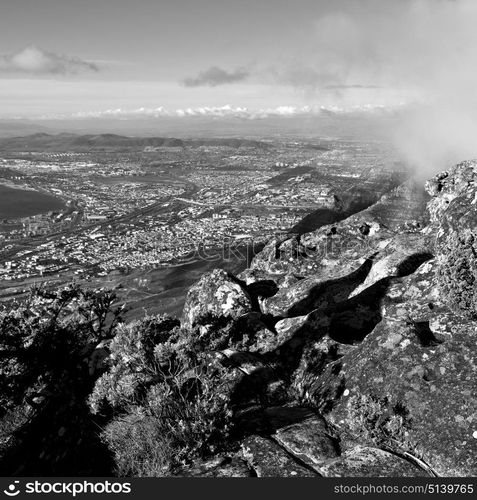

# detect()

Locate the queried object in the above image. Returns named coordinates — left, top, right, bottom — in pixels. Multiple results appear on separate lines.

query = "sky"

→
left=2, top=0, right=477, bottom=175
left=1, top=0, right=468, bottom=119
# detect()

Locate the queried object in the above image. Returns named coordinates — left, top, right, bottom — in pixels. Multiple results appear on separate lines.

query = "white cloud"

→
left=0, top=46, right=98, bottom=75
left=47, top=103, right=403, bottom=120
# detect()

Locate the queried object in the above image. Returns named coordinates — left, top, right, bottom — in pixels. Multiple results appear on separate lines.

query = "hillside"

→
left=0, top=121, right=52, bottom=138
left=1, top=161, right=476, bottom=477
left=164, top=161, right=477, bottom=476
left=0, top=133, right=269, bottom=152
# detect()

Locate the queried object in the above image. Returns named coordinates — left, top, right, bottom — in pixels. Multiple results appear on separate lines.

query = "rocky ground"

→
left=172, top=163, right=477, bottom=477
left=3, top=162, right=475, bottom=478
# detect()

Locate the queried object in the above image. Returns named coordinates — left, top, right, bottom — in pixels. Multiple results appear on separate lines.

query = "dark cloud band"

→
left=182, top=66, right=249, bottom=87
left=0, top=46, right=99, bottom=75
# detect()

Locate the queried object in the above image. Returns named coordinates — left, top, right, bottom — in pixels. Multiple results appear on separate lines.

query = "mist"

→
left=306, top=0, right=477, bottom=176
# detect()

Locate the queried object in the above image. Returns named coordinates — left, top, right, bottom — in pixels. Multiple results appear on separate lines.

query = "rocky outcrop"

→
left=172, top=162, right=477, bottom=477
left=247, top=179, right=429, bottom=284
left=426, top=160, right=477, bottom=319
left=316, top=446, right=427, bottom=477
left=300, top=259, right=477, bottom=476
left=273, top=414, right=338, bottom=466
left=241, top=435, right=317, bottom=477
left=349, top=233, right=433, bottom=298
left=181, top=269, right=253, bottom=329
left=175, top=455, right=253, bottom=477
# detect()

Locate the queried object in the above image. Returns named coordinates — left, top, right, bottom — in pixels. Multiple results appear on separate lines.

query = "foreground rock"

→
left=248, top=179, right=429, bottom=285
left=171, top=163, right=477, bottom=477
left=426, top=160, right=477, bottom=319
left=181, top=269, right=253, bottom=329
left=241, top=435, right=317, bottom=477
left=175, top=455, right=253, bottom=477
left=317, top=446, right=427, bottom=477
left=239, top=409, right=427, bottom=477
left=322, top=261, right=477, bottom=476
left=273, top=415, right=338, bottom=466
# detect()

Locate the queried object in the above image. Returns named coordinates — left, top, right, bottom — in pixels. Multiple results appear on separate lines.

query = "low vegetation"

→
left=437, top=230, right=477, bottom=319
left=0, top=284, right=122, bottom=471
left=344, top=394, right=416, bottom=454
left=0, top=284, right=121, bottom=417
left=0, top=285, right=236, bottom=475
left=89, top=314, right=236, bottom=476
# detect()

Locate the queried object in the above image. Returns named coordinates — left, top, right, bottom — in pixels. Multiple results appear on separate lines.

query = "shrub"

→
left=344, top=393, right=415, bottom=453
left=437, top=230, right=477, bottom=319
left=0, top=284, right=122, bottom=416
left=89, top=315, right=236, bottom=476
left=0, top=284, right=123, bottom=473
left=101, top=409, right=174, bottom=477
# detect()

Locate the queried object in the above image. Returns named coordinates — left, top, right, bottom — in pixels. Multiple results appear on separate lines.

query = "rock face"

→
left=247, top=179, right=429, bottom=284
left=304, top=259, right=477, bottom=477
left=181, top=269, right=253, bottom=329
left=241, top=435, right=317, bottom=477
left=175, top=455, right=253, bottom=477
left=326, top=308, right=477, bottom=477
left=317, top=446, right=427, bottom=477
left=426, top=160, right=477, bottom=319
left=174, top=162, right=477, bottom=477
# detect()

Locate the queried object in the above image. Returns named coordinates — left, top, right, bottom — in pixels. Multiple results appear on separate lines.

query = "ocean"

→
left=0, top=184, right=64, bottom=220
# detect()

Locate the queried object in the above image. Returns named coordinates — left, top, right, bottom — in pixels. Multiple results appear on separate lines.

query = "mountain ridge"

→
left=0, top=133, right=270, bottom=152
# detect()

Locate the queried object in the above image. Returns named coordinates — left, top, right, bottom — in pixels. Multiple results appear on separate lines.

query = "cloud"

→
left=183, top=64, right=379, bottom=92
left=283, top=0, right=477, bottom=176
left=0, top=45, right=98, bottom=75
left=266, top=64, right=342, bottom=90
left=306, top=0, right=467, bottom=90
left=182, top=66, right=249, bottom=87
left=45, top=103, right=401, bottom=121
left=323, top=84, right=382, bottom=90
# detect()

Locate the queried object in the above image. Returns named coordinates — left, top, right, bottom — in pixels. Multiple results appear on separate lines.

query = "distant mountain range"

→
left=0, top=132, right=270, bottom=152
left=0, top=121, right=52, bottom=138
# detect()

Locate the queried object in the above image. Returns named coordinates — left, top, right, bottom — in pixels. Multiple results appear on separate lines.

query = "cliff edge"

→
left=90, top=162, right=477, bottom=477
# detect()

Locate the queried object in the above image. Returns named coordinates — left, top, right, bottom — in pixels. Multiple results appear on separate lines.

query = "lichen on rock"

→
left=181, top=269, right=253, bottom=329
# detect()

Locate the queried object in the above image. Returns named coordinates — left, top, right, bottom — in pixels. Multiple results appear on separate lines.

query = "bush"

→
left=0, top=284, right=123, bottom=473
left=437, top=230, right=477, bottom=319
left=101, top=410, right=174, bottom=477
left=89, top=315, right=236, bottom=476
left=344, top=394, right=415, bottom=453
left=89, top=315, right=180, bottom=413
left=0, top=284, right=122, bottom=416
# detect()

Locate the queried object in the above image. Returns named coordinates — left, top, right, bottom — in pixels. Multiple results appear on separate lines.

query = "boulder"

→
left=261, top=258, right=372, bottom=317
left=273, top=415, right=339, bottom=467
left=181, top=269, right=253, bottom=329
left=241, top=435, right=317, bottom=477
left=380, top=259, right=445, bottom=322
left=175, top=455, right=253, bottom=477
left=349, top=233, right=433, bottom=298
left=425, top=160, right=477, bottom=223
left=326, top=309, right=477, bottom=476
left=317, top=446, right=428, bottom=477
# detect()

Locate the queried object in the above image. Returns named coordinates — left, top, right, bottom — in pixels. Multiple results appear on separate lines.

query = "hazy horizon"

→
left=0, top=0, right=469, bottom=119
left=2, top=0, right=477, bottom=175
